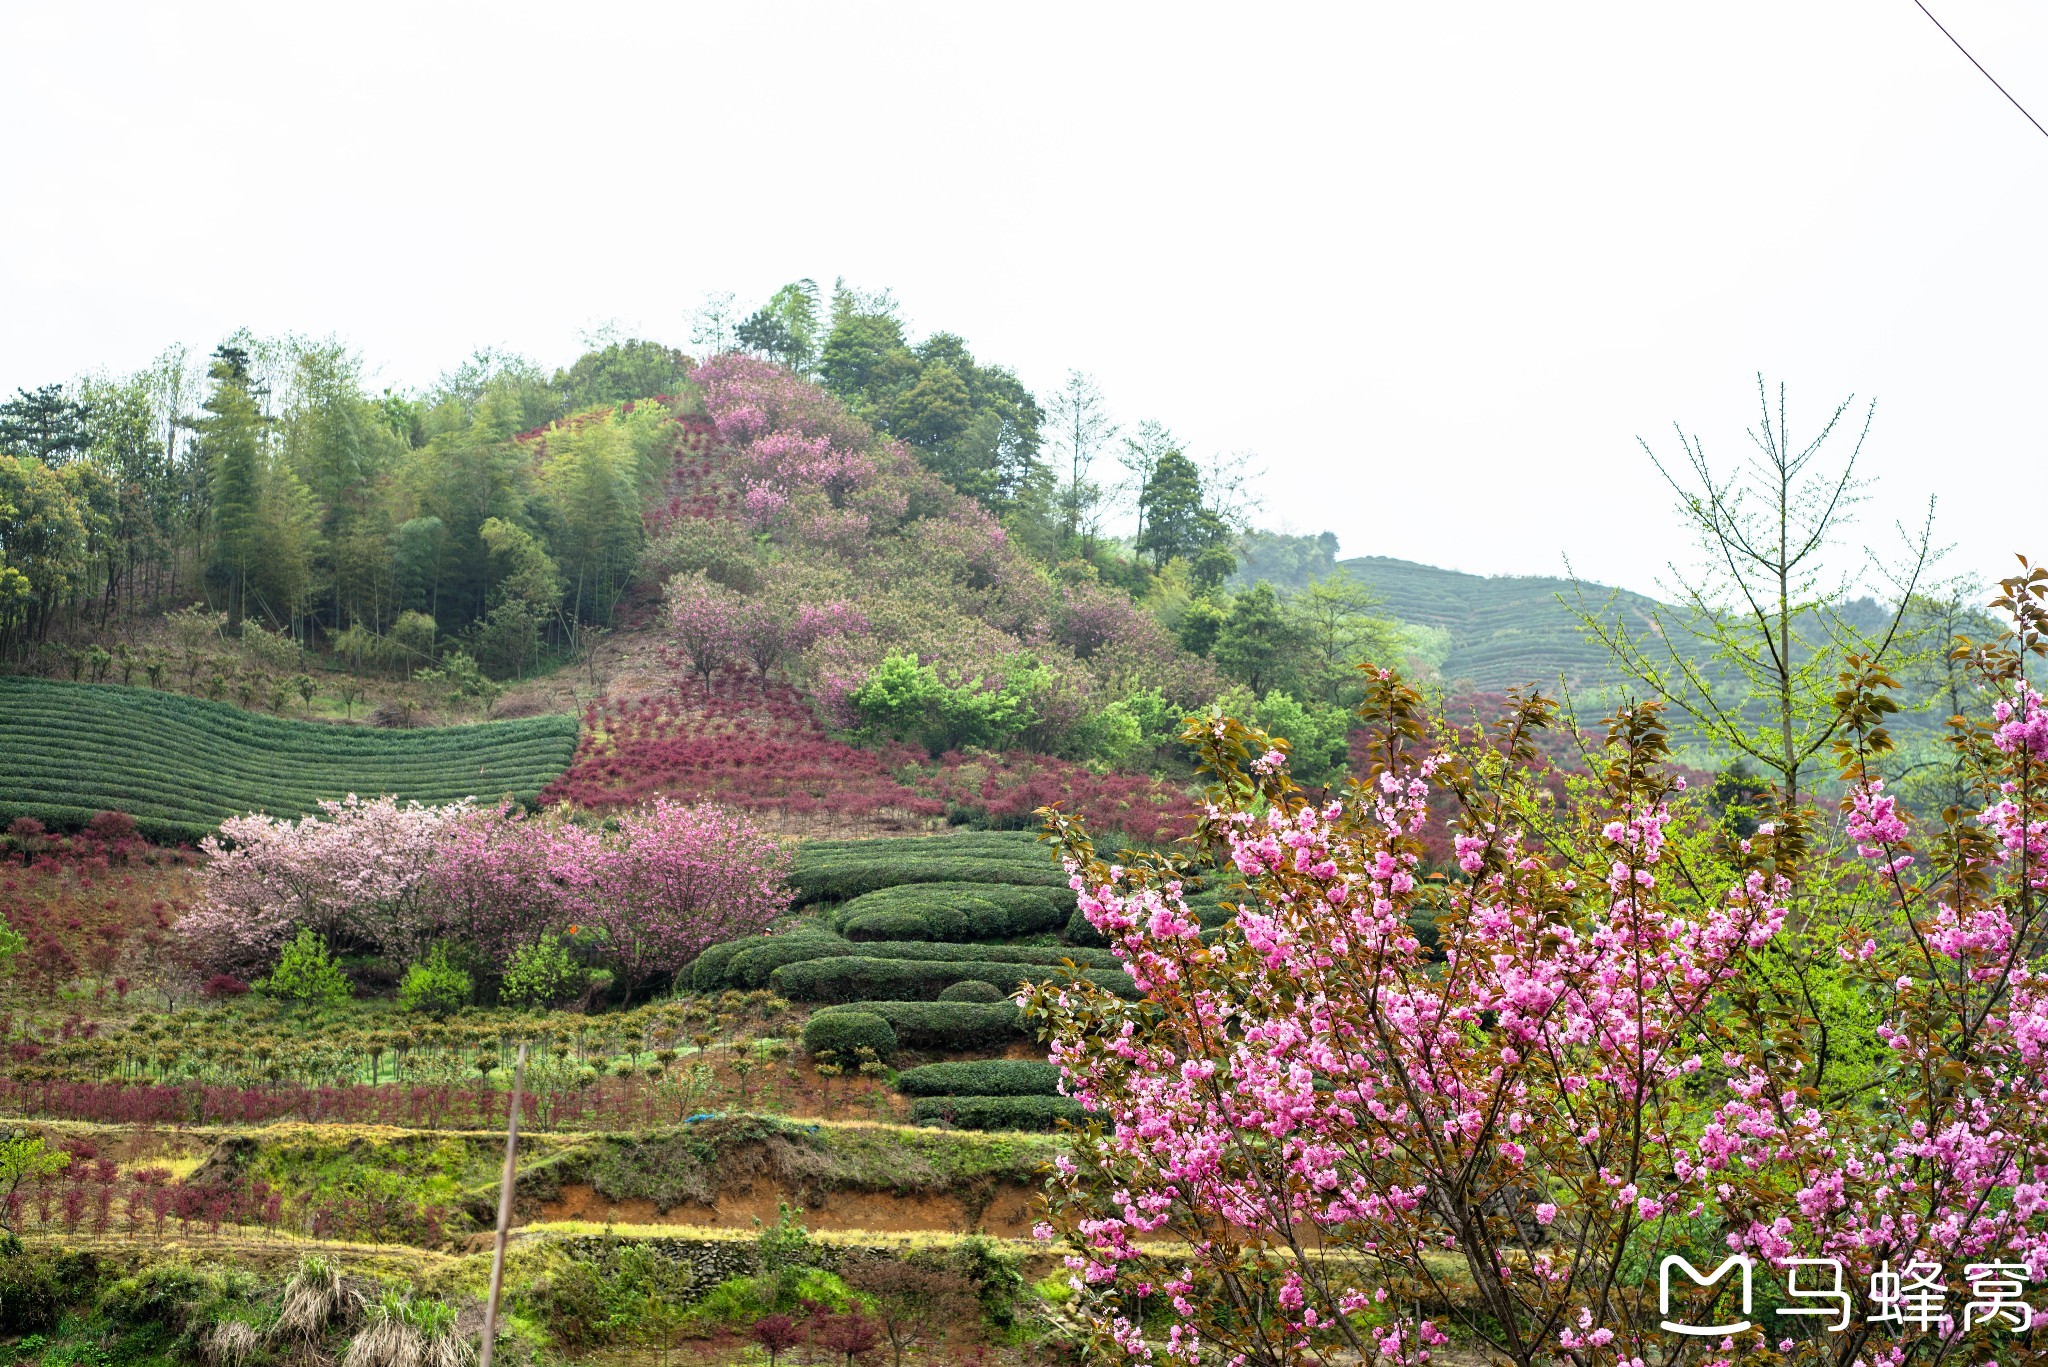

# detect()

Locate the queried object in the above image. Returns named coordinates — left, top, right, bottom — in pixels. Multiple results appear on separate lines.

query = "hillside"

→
left=0, top=676, right=577, bottom=842
left=1339, top=555, right=1672, bottom=695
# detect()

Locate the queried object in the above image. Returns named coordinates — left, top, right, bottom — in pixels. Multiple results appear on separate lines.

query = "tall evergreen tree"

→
left=0, top=384, right=93, bottom=464
left=195, top=345, right=269, bottom=629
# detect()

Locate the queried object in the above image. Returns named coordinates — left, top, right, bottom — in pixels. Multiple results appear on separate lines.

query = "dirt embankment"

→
left=536, top=1180, right=1038, bottom=1238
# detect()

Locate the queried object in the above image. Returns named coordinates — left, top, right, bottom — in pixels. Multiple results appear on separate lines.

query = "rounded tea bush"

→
left=937, top=979, right=1007, bottom=1004
left=801, top=1009, right=897, bottom=1063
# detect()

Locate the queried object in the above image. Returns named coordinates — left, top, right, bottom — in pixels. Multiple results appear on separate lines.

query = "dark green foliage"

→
left=946, top=1234, right=1025, bottom=1330
left=836, top=907, right=930, bottom=941
left=551, top=339, right=692, bottom=409
left=1213, top=582, right=1302, bottom=696
left=936, top=980, right=1006, bottom=1003
left=812, top=1001, right=1025, bottom=1051
left=91, top=1261, right=255, bottom=1349
left=771, top=956, right=1135, bottom=1003
left=0, top=384, right=92, bottom=463
left=909, top=1095, right=1082, bottom=1132
left=894, top=1060, right=1061, bottom=1098
left=0, top=677, right=576, bottom=841
left=0, top=1245, right=98, bottom=1332
left=833, top=881, right=1075, bottom=942
left=703, top=938, right=1120, bottom=992
left=688, top=930, right=842, bottom=991
left=801, top=1010, right=898, bottom=1063
left=790, top=833, right=1062, bottom=905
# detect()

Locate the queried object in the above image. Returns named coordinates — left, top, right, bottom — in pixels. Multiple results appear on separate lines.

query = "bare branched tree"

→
left=1572, top=376, right=1936, bottom=806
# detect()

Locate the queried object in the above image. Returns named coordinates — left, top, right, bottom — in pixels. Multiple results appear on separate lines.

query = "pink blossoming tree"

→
left=1027, top=566, right=2048, bottom=1367
left=184, top=795, right=468, bottom=977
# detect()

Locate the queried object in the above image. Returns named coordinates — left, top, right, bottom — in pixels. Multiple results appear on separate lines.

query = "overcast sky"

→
left=4, top=2, right=2044, bottom=599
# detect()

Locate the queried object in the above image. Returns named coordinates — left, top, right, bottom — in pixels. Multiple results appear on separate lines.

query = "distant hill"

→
left=1337, top=556, right=1670, bottom=696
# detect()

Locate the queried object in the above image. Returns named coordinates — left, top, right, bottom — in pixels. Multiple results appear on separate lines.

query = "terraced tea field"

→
left=0, top=676, right=578, bottom=840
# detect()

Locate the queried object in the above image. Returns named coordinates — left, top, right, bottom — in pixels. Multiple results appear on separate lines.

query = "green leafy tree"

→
left=1136, top=449, right=1215, bottom=570
left=851, top=652, right=1043, bottom=755
left=475, top=517, right=562, bottom=677
left=387, top=609, right=437, bottom=678
left=0, top=454, right=88, bottom=651
left=398, top=943, right=472, bottom=1016
left=738, top=281, right=824, bottom=376
left=1213, top=582, right=1304, bottom=696
left=1286, top=569, right=1401, bottom=704
left=392, top=515, right=448, bottom=620
left=552, top=336, right=692, bottom=407
left=0, top=1133, right=65, bottom=1232
left=819, top=282, right=915, bottom=403
left=258, top=929, right=351, bottom=1007
left=501, top=932, right=590, bottom=1009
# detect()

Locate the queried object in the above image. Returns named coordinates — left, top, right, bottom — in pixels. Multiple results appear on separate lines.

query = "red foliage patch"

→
left=543, top=678, right=1199, bottom=846
left=541, top=679, right=945, bottom=835
left=918, top=751, right=1194, bottom=848
left=1, top=824, right=197, bottom=1000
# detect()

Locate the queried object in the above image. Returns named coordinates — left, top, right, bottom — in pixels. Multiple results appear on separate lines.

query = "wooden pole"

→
left=478, top=1041, right=527, bottom=1367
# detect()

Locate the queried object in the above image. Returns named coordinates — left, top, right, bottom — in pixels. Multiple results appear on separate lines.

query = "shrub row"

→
left=910, top=1094, right=1083, bottom=1132
left=711, top=938, right=1123, bottom=991
left=832, top=881, right=1076, bottom=942
left=811, top=1001, right=1025, bottom=1051
left=894, top=1060, right=1062, bottom=1097
left=790, top=856, right=1066, bottom=906
left=790, top=832, right=1061, bottom=904
left=800, top=830, right=1046, bottom=854
left=770, top=956, right=1137, bottom=1003
left=686, top=930, right=845, bottom=992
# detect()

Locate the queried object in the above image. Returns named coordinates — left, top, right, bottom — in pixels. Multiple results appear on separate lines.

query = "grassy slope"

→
left=0, top=676, right=578, bottom=841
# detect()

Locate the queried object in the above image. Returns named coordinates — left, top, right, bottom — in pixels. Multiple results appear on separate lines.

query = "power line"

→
left=1911, top=0, right=2048, bottom=142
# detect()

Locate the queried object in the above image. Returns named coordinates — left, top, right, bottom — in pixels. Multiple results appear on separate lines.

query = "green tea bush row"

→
left=811, top=1000, right=1025, bottom=1051
left=710, top=938, right=1121, bottom=990
left=0, top=678, right=575, bottom=837
left=789, top=855, right=1066, bottom=906
left=832, top=882, right=1075, bottom=942
left=770, top=956, right=1137, bottom=1003
left=687, top=931, right=845, bottom=992
left=894, top=1060, right=1062, bottom=1097
left=910, top=1094, right=1082, bottom=1131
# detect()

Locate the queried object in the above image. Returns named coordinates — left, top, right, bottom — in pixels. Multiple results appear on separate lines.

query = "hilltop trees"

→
left=807, top=281, right=1045, bottom=515
left=0, top=330, right=696, bottom=668
left=0, top=384, right=92, bottom=463
left=1045, top=370, right=1114, bottom=555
